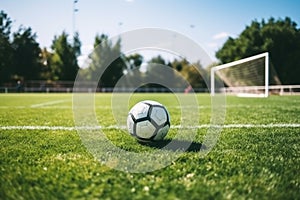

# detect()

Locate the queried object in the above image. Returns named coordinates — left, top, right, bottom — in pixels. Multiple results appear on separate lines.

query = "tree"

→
left=181, top=61, right=207, bottom=88
left=40, top=47, right=60, bottom=81
left=0, top=11, right=44, bottom=83
left=84, top=34, right=126, bottom=87
left=51, top=31, right=80, bottom=81
left=144, top=56, right=188, bottom=90
left=169, top=58, right=207, bottom=89
left=11, top=27, right=42, bottom=80
left=0, top=11, right=13, bottom=84
left=148, top=55, right=166, bottom=65
left=120, top=53, right=144, bottom=88
left=73, top=32, right=81, bottom=57
left=216, top=17, right=300, bottom=84
left=125, top=53, right=143, bottom=71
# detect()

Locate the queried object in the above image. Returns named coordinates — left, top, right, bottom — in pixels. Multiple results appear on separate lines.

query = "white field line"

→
left=1, top=104, right=297, bottom=109
left=30, top=100, right=69, bottom=108
left=0, top=123, right=300, bottom=131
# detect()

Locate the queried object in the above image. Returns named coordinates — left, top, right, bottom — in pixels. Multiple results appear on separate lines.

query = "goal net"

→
left=211, top=52, right=281, bottom=97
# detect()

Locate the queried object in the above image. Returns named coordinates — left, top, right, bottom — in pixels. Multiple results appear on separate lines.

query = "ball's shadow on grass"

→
left=140, top=139, right=205, bottom=152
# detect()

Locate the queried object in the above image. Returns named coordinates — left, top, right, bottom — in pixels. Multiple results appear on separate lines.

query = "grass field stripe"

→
left=0, top=125, right=74, bottom=131
left=172, top=124, right=300, bottom=129
left=30, top=100, right=69, bottom=108
left=1, top=123, right=300, bottom=131
left=0, top=125, right=115, bottom=131
left=0, top=106, right=27, bottom=109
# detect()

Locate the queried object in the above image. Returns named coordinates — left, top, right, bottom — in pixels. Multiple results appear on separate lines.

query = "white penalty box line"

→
left=1, top=123, right=300, bottom=131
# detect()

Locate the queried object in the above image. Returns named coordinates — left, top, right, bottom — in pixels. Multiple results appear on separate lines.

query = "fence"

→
left=1, top=81, right=300, bottom=95
left=0, top=80, right=209, bottom=93
left=223, top=85, right=300, bottom=96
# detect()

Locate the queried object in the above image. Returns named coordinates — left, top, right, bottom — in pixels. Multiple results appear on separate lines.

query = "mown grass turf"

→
left=0, top=93, right=299, bottom=199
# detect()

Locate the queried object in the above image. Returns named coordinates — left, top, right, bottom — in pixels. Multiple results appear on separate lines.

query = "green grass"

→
left=0, top=93, right=300, bottom=199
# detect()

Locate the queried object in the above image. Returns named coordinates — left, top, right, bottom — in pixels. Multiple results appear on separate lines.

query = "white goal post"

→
left=211, top=52, right=270, bottom=97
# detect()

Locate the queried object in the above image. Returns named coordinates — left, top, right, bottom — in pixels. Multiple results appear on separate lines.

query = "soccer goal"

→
left=211, top=52, right=280, bottom=97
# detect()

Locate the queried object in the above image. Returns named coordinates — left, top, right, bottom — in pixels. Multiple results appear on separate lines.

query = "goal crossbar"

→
left=211, top=52, right=269, bottom=97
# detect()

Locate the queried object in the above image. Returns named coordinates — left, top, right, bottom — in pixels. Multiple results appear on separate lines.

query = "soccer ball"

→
left=127, top=100, right=170, bottom=142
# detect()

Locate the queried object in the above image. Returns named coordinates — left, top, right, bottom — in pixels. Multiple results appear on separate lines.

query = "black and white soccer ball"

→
left=127, top=100, right=170, bottom=142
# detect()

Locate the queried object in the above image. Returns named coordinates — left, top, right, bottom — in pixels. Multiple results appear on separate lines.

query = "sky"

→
left=1, top=0, right=299, bottom=67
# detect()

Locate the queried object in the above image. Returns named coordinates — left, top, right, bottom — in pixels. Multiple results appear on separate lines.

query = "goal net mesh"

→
left=211, top=53, right=281, bottom=97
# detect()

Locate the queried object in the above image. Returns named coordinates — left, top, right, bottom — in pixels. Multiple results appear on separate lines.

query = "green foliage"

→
left=125, top=54, right=143, bottom=70
left=0, top=93, right=299, bottom=199
left=169, top=59, right=207, bottom=88
left=0, top=11, right=11, bottom=36
left=0, top=11, right=44, bottom=82
left=51, top=31, right=80, bottom=81
left=40, top=48, right=59, bottom=81
left=11, top=27, right=42, bottom=80
left=0, top=11, right=82, bottom=82
left=0, top=11, right=13, bottom=84
left=79, top=34, right=126, bottom=87
left=149, top=55, right=166, bottom=65
left=216, top=17, right=300, bottom=84
left=73, top=32, right=81, bottom=57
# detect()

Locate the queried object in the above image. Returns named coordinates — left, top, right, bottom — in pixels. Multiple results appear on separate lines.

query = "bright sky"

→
left=1, top=0, right=299, bottom=66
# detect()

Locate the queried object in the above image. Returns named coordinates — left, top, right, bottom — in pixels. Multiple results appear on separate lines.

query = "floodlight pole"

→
left=73, top=0, right=79, bottom=37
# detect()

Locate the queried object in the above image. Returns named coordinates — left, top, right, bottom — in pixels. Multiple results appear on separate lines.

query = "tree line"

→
left=0, top=10, right=206, bottom=89
left=0, top=11, right=81, bottom=84
left=1, top=10, right=300, bottom=89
